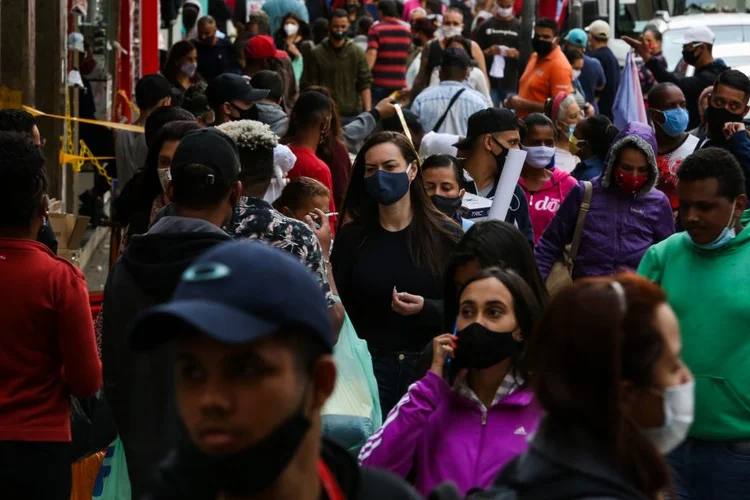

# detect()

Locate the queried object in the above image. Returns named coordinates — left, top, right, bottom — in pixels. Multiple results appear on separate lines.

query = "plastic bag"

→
left=92, top=437, right=131, bottom=500
left=322, top=301, right=382, bottom=452
left=70, top=450, right=105, bottom=500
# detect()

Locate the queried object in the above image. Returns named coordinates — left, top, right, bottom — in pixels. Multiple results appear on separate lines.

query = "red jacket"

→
left=0, top=238, right=102, bottom=442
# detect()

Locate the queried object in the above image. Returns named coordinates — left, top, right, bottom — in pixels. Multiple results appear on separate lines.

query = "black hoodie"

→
left=101, top=216, right=231, bottom=499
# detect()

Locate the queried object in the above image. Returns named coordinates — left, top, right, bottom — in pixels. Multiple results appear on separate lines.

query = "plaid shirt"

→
left=230, top=197, right=335, bottom=307
left=456, top=372, right=523, bottom=411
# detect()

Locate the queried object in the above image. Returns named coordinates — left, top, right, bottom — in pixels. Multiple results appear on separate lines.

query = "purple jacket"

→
left=535, top=123, right=674, bottom=279
left=358, top=371, right=542, bottom=495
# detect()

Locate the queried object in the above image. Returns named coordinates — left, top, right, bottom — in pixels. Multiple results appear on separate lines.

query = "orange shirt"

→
left=517, top=46, right=573, bottom=118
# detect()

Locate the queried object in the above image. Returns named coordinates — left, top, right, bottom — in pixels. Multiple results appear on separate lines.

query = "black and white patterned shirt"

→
left=231, top=197, right=335, bottom=307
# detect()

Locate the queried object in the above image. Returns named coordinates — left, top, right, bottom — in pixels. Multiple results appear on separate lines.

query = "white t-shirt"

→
left=554, top=147, right=580, bottom=173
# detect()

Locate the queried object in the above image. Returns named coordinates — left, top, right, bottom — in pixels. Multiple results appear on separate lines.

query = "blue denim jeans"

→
left=369, top=348, right=421, bottom=418
left=371, top=85, right=396, bottom=105
left=491, top=88, right=511, bottom=108
left=667, top=438, right=750, bottom=499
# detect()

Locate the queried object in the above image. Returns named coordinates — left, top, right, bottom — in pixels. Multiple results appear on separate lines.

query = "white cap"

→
left=68, top=32, right=85, bottom=53
left=673, top=25, right=715, bottom=45
left=585, top=20, right=610, bottom=40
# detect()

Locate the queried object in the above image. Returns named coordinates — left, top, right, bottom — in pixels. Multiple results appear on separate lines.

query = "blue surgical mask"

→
left=654, top=108, right=689, bottom=137
left=685, top=200, right=737, bottom=250
left=364, top=164, right=413, bottom=206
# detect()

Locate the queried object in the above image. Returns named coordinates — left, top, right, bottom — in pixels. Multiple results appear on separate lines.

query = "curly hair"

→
left=0, top=131, right=47, bottom=228
left=216, top=119, right=277, bottom=186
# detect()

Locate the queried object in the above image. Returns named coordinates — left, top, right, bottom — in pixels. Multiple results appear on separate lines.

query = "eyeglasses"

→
left=709, top=93, right=746, bottom=114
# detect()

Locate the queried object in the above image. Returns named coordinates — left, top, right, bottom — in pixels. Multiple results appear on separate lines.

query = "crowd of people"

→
left=2, top=0, right=750, bottom=499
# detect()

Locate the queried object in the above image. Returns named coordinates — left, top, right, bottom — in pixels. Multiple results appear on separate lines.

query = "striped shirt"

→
left=367, top=17, right=412, bottom=89
left=411, top=81, right=489, bottom=136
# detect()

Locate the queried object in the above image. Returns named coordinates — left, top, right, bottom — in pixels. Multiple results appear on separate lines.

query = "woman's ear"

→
left=512, top=326, right=523, bottom=343
left=408, top=161, right=418, bottom=182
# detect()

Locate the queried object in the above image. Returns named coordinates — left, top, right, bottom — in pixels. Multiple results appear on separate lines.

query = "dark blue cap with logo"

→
left=129, top=241, right=333, bottom=352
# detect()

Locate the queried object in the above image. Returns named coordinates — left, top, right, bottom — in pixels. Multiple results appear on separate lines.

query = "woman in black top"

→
left=273, top=13, right=312, bottom=87
left=163, top=41, right=200, bottom=95
left=332, top=132, right=461, bottom=415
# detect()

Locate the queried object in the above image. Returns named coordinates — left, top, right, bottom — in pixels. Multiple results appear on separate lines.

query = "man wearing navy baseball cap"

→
left=131, top=241, right=419, bottom=500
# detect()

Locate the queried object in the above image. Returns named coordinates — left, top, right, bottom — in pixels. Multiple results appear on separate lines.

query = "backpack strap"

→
left=432, top=88, right=466, bottom=132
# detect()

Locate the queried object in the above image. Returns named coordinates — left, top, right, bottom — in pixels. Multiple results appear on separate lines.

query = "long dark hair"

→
left=274, top=12, right=311, bottom=54
left=529, top=273, right=671, bottom=499
left=443, top=220, right=548, bottom=330
left=339, top=131, right=460, bottom=277
left=301, top=85, right=346, bottom=171
left=457, top=267, right=542, bottom=382
left=163, top=40, right=197, bottom=86
left=136, top=120, right=202, bottom=215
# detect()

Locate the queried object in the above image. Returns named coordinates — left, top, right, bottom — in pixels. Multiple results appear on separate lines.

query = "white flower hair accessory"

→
left=216, top=119, right=278, bottom=151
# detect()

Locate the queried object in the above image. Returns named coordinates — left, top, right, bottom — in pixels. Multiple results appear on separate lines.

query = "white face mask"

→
left=284, top=23, right=299, bottom=37
left=496, top=6, right=513, bottom=17
left=523, top=145, right=556, bottom=169
left=157, top=168, right=171, bottom=193
left=572, top=69, right=582, bottom=80
left=641, top=381, right=695, bottom=454
left=441, top=26, right=463, bottom=39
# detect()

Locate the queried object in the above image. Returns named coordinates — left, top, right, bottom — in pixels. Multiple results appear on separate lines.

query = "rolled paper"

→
left=487, top=148, right=527, bottom=222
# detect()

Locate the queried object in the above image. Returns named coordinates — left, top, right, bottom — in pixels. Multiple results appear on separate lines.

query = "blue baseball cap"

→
left=129, top=241, right=333, bottom=352
left=565, top=29, right=588, bottom=49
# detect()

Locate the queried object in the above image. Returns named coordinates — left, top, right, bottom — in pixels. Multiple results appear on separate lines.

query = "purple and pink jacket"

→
left=358, top=371, right=542, bottom=495
left=534, top=122, right=675, bottom=279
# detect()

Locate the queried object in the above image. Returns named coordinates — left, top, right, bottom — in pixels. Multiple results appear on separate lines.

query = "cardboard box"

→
left=459, top=192, right=493, bottom=221
left=48, top=213, right=90, bottom=250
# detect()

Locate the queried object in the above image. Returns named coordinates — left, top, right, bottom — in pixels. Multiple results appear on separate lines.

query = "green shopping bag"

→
left=93, top=437, right=131, bottom=500
left=322, top=298, right=382, bottom=452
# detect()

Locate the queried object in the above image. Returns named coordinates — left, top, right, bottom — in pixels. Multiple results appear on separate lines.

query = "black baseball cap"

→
left=206, top=73, right=269, bottom=111
left=453, top=108, right=521, bottom=150
left=170, top=127, right=241, bottom=183
left=129, top=241, right=333, bottom=352
left=442, top=47, right=471, bottom=70
left=250, top=70, right=284, bottom=102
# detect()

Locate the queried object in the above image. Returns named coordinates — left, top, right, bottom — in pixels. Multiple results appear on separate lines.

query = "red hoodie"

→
left=518, top=168, right=577, bottom=244
left=0, top=238, right=102, bottom=441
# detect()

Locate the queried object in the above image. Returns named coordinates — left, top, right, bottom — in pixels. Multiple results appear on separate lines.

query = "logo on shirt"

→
left=533, top=196, right=560, bottom=213
left=485, top=29, right=518, bottom=37
left=630, top=207, right=645, bottom=216
left=514, top=426, right=527, bottom=436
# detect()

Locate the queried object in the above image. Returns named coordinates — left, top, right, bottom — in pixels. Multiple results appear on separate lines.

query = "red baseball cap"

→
left=245, top=35, right=287, bottom=60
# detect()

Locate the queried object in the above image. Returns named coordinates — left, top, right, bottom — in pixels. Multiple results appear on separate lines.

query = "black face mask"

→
left=230, top=102, right=259, bottom=121
left=176, top=395, right=311, bottom=497
left=705, top=105, right=745, bottom=141
left=532, top=37, right=553, bottom=58
left=490, top=136, right=510, bottom=174
left=431, top=194, right=462, bottom=217
left=682, top=46, right=700, bottom=66
left=330, top=31, right=347, bottom=41
left=453, top=322, right=519, bottom=370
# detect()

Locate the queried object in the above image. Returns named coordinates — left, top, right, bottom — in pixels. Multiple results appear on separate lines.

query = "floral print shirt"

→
left=230, top=197, right=335, bottom=307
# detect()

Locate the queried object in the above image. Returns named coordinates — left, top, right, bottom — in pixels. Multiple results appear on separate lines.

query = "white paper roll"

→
left=487, top=148, right=527, bottom=221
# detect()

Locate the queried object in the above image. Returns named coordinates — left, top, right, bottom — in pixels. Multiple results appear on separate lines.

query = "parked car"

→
left=648, top=13, right=750, bottom=72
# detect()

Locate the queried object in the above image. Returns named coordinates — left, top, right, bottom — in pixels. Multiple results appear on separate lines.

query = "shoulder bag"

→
left=545, top=181, right=593, bottom=296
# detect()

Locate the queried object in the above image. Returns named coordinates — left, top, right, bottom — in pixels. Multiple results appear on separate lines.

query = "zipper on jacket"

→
left=481, top=409, right=487, bottom=425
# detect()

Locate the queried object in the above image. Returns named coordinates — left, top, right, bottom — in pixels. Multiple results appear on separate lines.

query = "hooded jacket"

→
left=518, top=167, right=577, bottom=244
left=255, top=101, right=289, bottom=136
left=101, top=216, right=231, bottom=498
left=358, top=371, right=542, bottom=495
left=535, top=123, right=674, bottom=279
left=638, top=210, right=750, bottom=441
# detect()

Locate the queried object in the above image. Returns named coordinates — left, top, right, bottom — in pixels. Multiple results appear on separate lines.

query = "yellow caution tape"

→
left=23, top=105, right=145, bottom=133
left=79, top=140, right=113, bottom=185
left=117, top=89, right=140, bottom=116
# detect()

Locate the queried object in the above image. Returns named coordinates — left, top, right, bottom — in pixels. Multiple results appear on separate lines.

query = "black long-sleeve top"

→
left=331, top=221, right=457, bottom=352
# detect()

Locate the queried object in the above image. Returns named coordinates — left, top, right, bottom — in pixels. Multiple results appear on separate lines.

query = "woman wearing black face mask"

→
left=422, top=154, right=474, bottom=231
left=331, top=132, right=461, bottom=416
left=359, top=267, right=543, bottom=496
